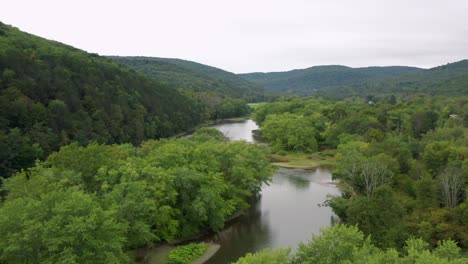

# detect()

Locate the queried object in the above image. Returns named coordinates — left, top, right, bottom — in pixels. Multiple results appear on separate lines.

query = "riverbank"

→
left=133, top=210, right=246, bottom=263
left=270, top=152, right=335, bottom=170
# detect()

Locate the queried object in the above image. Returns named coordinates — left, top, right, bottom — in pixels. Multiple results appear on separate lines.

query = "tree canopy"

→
left=254, top=96, right=468, bottom=249
left=0, top=22, right=208, bottom=179
left=0, top=130, right=274, bottom=262
left=233, top=225, right=468, bottom=264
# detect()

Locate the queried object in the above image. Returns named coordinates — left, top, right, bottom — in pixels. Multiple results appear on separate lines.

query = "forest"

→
left=247, top=96, right=468, bottom=262
left=0, top=22, right=253, bottom=180
left=110, top=56, right=265, bottom=120
left=240, top=60, right=468, bottom=99
left=110, top=56, right=265, bottom=102
left=0, top=128, right=273, bottom=263
left=234, top=225, right=467, bottom=263
left=240, top=65, right=422, bottom=94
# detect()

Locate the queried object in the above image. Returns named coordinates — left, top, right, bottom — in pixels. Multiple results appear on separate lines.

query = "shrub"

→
left=168, top=243, right=207, bottom=264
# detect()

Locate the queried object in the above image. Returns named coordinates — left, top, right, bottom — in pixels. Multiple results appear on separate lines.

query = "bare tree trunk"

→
left=343, top=160, right=393, bottom=197
left=439, top=167, right=465, bottom=208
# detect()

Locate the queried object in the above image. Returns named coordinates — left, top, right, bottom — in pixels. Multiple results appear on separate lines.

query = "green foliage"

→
left=192, top=127, right=227, bottom=142
left=262, top=113, right=319, bottom=152
left=110, top=57, right=258, bottom=120
left=167, top=243, right=207, bottom=264
left=434, top=240, right=461, bottom=261
left=414, top=175, right=439, bottom=209
left=254, top=96, right=468, bottom=252
left=110, top=56, right=265, bottom=102
left=423, top=141, right=454, bottom=175
left=234, top=248, right=291, bottom=264
left=293, top=225, right=370, bottom=264
left=241, top=60, right=468, bottom=99
left=0, top=128, right=43, bottom=176
left=0, top=136, right=274, bottom=260
left=0, top=189, right=128, bottom=263
left=213, top=98, right=251, bottom=119
left=240, top=65, right=422, bottom=95
left=0, top=22, right=206, bottom=179
left=346, top=186, right=406, bottom=248
left=235, top=225, right=468, bottom=264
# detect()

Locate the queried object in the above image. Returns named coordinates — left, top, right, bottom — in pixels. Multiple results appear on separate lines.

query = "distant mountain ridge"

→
left=320, top=60, right=468, bottom=99
left=239, top=65, right=423, bottom=94
left=109, top=56, right=265, bottom=101
left=239, top=60, right=468, bottom=98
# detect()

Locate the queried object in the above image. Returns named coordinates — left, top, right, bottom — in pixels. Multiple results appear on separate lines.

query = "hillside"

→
left=0, top=22, right=205, bottom=177
left=109, top=56, right=265, bottom=101
left=239, top=65, right=422, bottom=94
left=317, top=60, right=468, bottom=99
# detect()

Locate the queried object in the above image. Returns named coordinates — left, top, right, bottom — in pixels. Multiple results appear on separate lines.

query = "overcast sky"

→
left=1, top=0, right=468, bottom=73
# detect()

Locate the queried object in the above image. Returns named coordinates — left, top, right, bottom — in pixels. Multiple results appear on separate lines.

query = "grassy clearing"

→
left=248, top=102, right=266, bottom=110
left=270, top=151, right=336, bottom=169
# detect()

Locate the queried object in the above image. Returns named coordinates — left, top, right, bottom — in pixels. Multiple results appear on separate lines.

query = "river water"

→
left=204, top=119, right=340, bottom=264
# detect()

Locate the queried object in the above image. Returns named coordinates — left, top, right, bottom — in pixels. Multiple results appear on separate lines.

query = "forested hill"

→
left=328, top=59, right=468, bottom=98
left=109, top=56, right=265, bottom=101
left=239, top=65, right=422, bottom=94
left=0, top=22, right=205, bottom=177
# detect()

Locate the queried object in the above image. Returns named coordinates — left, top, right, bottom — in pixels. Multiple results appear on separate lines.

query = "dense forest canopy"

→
left=253, top=96, right=468, bottom=255
left=109, top=56, right=267, bottom=120
left=233, top=225, right=467, bottom=264
left=109, top=56, right=266, bottom=102
left=0, top=129, right=273, bottom=263
left=240, top=61, right=468, bottom=99
left=0, top=22, right=209, bottom=178
left=240, top=65, right=422, bottom=94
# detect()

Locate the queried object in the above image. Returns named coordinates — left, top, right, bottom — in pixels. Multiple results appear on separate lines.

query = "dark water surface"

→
left=204, top=120, right=340, bottom=264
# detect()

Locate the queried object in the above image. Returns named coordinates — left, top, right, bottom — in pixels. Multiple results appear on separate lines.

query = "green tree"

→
left=423, top=141, right=454, bottom=175
left=0, top=189, right=128, bottom=263
left=234, top=248, right=291, bottom=264
left=262, top=113, right=318, bottom=152
left=0, top=128, right=43, bottom=177
left=293, top=225, right=371, bottom=264
left=346, top=186, right=405, bottom=248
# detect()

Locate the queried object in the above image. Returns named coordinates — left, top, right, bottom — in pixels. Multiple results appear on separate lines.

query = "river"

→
left=204, top=119, right=340, bottom=264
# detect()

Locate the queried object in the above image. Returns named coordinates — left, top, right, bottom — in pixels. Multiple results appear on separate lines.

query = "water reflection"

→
left=205, top=167, right=340, bottom=264
left=285, top=174, right=310, bottom=190
left=205, top=120, right=340, bottom=264
left=206, top=199, right=273, bottom=264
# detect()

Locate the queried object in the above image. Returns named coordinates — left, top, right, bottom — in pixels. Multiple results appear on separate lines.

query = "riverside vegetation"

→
left=0, top=22, right=254, bottom=180
left=242, top=96, right=468, bottom=263
left=0, top=128, right=273, bottom=263
left=1, top=20, right=468, bottom=264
